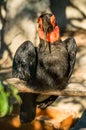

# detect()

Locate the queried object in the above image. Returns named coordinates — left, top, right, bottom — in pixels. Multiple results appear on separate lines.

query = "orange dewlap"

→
left=38, top=26, right=60, bottom=43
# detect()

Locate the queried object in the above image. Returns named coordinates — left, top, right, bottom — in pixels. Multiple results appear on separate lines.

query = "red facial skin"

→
left=38, top=15, right=60, bottom=43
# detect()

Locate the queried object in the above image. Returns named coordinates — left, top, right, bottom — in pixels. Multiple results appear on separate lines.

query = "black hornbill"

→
left=12, top=13, right=77, bottom=123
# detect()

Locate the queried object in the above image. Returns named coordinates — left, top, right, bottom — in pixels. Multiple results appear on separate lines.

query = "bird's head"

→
left=38, top=13, right=60, bottom=44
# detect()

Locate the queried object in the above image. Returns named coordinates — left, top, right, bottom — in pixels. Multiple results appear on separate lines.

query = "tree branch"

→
left=4, top=78, right=86, bottom=97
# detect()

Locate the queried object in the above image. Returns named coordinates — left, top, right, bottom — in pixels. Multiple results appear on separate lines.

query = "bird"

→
left=12, top=13, right=77, bottom=123
left=36, top=13, right=77, bottom=108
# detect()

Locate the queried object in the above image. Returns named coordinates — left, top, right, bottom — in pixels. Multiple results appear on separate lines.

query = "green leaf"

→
left=0, top=82, right=4, bottom=91
left=0, top=82, right=21, bottom=117
left=0, top=91, right=9, bottom=117
left=0, top=82, right=13, bottom=117
left=8, top=84, right=22, bottom=104
left=8, top=102, right=13, bottom=115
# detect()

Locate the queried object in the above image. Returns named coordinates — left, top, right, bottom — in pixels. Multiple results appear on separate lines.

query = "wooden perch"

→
left=3, top=78, right=86, bottom=97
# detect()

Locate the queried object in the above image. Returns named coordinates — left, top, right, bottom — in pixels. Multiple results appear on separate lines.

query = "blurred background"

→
left=0, top=0, right=86, bottom=129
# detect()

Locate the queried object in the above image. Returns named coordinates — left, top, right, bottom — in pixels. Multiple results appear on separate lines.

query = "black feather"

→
left=63, top=37, right=77, bottom=79
left=12, top=41, right=37, bottom=81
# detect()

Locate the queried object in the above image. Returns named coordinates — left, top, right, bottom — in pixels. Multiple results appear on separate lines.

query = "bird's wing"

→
left=19, top=93, right=38, bottom=123
left=12, top=41, right=38, bottom=80
left=63, top=37, right=77, bottom=79
left=12, top=41, right=39, bottom=123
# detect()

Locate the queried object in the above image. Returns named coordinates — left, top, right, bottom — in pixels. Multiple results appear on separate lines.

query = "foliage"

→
left=0, top=81, right=21, bottom=117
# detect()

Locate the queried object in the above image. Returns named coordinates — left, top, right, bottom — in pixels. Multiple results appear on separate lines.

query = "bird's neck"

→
left=38, top=26, right=60, bottom=44
left=39, top=39, right=61, bottom=53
